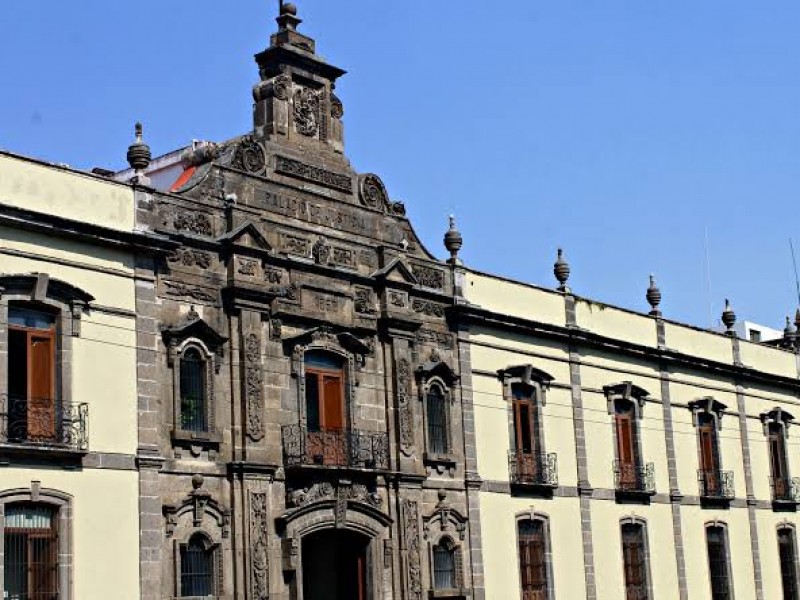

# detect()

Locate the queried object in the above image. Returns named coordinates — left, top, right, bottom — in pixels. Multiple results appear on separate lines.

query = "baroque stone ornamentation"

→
left=412, top=299, right=444, bottom=318
left=249, top=491, right=269, bottom=600
left=330, top=92, right=344, bottom=119
left=238, top=258, right=258, bottom=276
left=286, top=481, right=381, bottom=510
left=397, top=358, right=414, bottom=456
left=264, top=267, right=283, bottom=284
left=293, top=86, right=320, bottom=136
left=354, top=287, right=376, bottom=315
left=403, top=499, right=423, bottom=600
left=331, top=247, right=354, bottom=267
left=389, top=291, right=406, bottom=308
left=232, top=137, right=267, bottom=175
left=416, top=329, right=454, bottom=350
left=273, top=74, right=290, bottom=101
left=358, top=173, right=389, bottom=210
left=270, top=319, right=282, bottom=341
left=163, top=281, right=216, bottom=304
left=312, top=237, right=331, bottom=265
left=172, top=210, right=213, bottom=237
left=274, top=155, right=353, bottom=193
left=245, top=333, right=264, bottom=441
left=411, top=264, right=445, bottom=290
left=282, top=234, right=310, bottom=257
left=167, top=248, right=212, bottom=270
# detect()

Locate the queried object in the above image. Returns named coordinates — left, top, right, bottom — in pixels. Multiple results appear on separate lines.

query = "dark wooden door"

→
left=28, top=332, right=56, bottom=441
left=699, top=424, right=719, bottom=493
left=616, top=411, right=637, bottom=487
left=769, top=426, right=789, bottom=497
left=513, top=385, right=539, bottom=480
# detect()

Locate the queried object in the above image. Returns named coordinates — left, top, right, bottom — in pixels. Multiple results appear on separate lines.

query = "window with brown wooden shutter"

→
left=769, top=423, right=790, bottom=498
left=621, top=523, right=649, bottom=600
left=698, top=413, right=721, bottom=494
left=518, top=519, right=549, bottom=600
left=7, top=307, right=57, bottom=445
left=3, top=503, right=59, bottom=600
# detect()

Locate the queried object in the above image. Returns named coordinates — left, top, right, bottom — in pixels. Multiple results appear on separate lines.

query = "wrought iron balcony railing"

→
left=770, top=476, right=800, bottom=503
left=508, top=451, right=558, bottom=487
left=698, top=469, right=734, bottom=500
left=282, top=425, right=389, bottom=471
left=0, top=396, right=88, bottom=452
left=613, top=460, right=655, bottom=495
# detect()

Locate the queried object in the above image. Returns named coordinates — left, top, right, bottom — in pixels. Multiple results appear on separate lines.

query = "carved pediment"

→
left=372, top=257, right=418, bottom=287
left=498, top=364, right=554, bottom=388
left=218, top=221, right=272, bottom=253
left=603, top=381, right=649, bottom=402
left=161, top=310, right=227, bottom=351
left=163, top=475, right=231, bottom=539
left=284, top=326, right=371, bottom=356
left=416, top=349, right=459, bottom=384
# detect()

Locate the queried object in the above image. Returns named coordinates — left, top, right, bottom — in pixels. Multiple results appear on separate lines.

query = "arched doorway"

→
left=302, top=529, right=369, bottom=600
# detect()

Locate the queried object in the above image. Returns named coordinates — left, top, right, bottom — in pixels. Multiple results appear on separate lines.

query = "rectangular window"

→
left=427, top=385, right=448, bottom=455
left=750, top=329, right=762, bottom=342
left=3, top=503, right=59, bottom=600
left=518, top=519, right=549, bottom=599
left=7, top=308, right=57, bottom=444
left=779, top=528, right=799, bottom=600
left=621, top=523, right=649, bottom=600
left=707, top=526, right=732, bottom=600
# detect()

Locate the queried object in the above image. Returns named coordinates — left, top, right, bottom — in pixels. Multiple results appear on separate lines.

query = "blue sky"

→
left=1, top=1, right=799, bottom=330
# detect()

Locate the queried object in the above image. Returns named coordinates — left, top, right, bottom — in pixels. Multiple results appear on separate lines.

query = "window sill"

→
left=171, top=429, right=222, bottom=445
left=424, top=453, right=458, bottom=475
left=0, top=441, right=87, bottom=464
left=429, top=589, right=469, bottom=599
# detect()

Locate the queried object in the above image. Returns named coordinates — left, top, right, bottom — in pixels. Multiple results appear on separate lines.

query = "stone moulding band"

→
left=274, top=155, right=353, bottom=194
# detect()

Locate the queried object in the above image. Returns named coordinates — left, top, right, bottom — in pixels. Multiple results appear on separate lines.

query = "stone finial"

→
left=277, top=1, right=302, bottom=31
left=646, top=274, right=662, bottom=317
left=721, top=299, right=736, bottom=333
left=444, top=215, right=463, bottom=265
left=554, top=248, right=570, bottom=292
left=783, top=316, right=797, bottom=347
left=126, top=122, right=152, bottom=184
left=191, top=473, right=204, bottom=490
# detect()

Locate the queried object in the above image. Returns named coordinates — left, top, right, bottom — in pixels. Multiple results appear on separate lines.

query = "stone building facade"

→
left=130, top=5, right=483, bottom=599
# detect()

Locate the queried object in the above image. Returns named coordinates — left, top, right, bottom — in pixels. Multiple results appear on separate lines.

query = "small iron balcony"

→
left=0, top=396, right=88, bottom=453
left=282, top=425, right=389, bottom=471
left=770, top=476, right=800, bottom=503
left=698, top=469, right=734, bottom=500
left=613, top=460, right=656, bottom=496
left=508, top=451, right=558, bottom=488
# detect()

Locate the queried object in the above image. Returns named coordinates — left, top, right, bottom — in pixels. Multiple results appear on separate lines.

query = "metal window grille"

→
left=433, top=541, right=456, bottom=590
left=180, top=349, right=207, bottom=432
left=427, top=385, right=448, bottom=455
left=706, top=526, right=731, bottom=600
left=518, top=520, right=548, bottom=600
left=621, top=524, right=649, bottom=600
left=3, top=503, right=59, bottom=600
left=180, top=535, right=215, bottom=597
left=779, top=528, right=799, bottom=600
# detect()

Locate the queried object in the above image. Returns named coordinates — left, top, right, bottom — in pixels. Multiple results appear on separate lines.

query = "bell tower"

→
left=252, top=2, right=348, bottom=158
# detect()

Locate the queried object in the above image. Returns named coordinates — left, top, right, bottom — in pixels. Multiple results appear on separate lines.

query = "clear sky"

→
left=1, top=1, right=799, bottom=330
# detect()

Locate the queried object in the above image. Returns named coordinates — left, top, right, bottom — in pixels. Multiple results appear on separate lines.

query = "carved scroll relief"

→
left=397, top=358, right=414, bottom=456
left=245, top=332, right=264, bottom=441
left=403, top=499, right=423, bottom=600
left=249, top=491, right=269, bottom=600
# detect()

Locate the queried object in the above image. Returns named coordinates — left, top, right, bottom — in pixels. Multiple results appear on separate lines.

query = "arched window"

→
left=706, top=524, right=732, bottom=600
left=621, top=521, right=650, bottom=600
left=432, top=536, right=458, bottom=590
left=8, top=305, right=58, bottom=444
left=4, top=503, right=59, bottom=599
left=518, top=518, right=551, bottom=599
left=426, top=383, right=449, bottom=455
left=180, top=347, right=207, bottom=432
left=778, top=526, right=799, bottom=600
left=180, top=533, right=217, bottom=597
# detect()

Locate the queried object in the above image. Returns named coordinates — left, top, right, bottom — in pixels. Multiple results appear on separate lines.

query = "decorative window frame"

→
left=174, top=531, right=223, bottom=600
left=776, top=521, right=800, bottom=598
left=416, top=350, right=460, bottom=470
left=163, top=476, right=231, bottom=600
left=515, top=510, right=555, bottom=600
left=619, top=516, right=654, bottom=600
left=0, top=483, right=73, bottom=600
left=498, top=365, right=553, bottom=455
left=688, top=397, right=728, bottom=430
left=605, top=383, right=650, bottom=485
left=423, top=491, right=468, bottom=599
left=760, top=407, right=794, bottom=437
left=287, top=327, right=370, bottom=432
left=0, top=273, right=94, bottom=415
left=704, top=520, right=735, bottom=600
left=162, top=310, right=227, bottom=453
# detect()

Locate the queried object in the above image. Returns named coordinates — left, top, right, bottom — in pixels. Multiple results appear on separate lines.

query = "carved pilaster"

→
left=244, top=331, right=264, bottom=441
left=402, top=499, right=423, bottom=600
left=249, top=491, right=270, bottom=600
left=397, top=358, right=415, bottom=456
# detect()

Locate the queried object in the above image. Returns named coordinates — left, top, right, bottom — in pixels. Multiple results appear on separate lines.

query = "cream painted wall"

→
left=663, top=322, right=734, bottom=364
left=479, top=492, right=586, bottom=600
left=465, top=272, right=566, bottom=327
left=2, top=467, right=140, bottom=600
left=574, top=298, right=659, bottom=349
left=0, top=153, right=134, bottom=231
left=756, top=511, right=800, bottom=600
left=739, top=338, right=797, bottom=378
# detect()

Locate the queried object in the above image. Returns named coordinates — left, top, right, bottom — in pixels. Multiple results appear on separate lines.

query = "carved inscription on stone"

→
left=403, top=500, right=423, bottom=600
left=293, top=87, right=320, bottom=137
left=416, top=329, right=454, bottom=350
left=274, top=155, right=353, bottom=193
left=412, top=265, right=445, bottom=290
left=397, top=358, right=414, bottom=456
left=412, top=299, right=445, bottom=318
left=262, top=188, right=367, bottom=234
left=163, top=281, right=216, bottom=304
left=313, top=292, right=340, bottom=313
left=171, top=210, right=213, bottom=237
left=244, top=333, right=264, bottom=441
left=249, top=491, right=269, bottom=600
left=168, top=249, right=212, bottom=270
